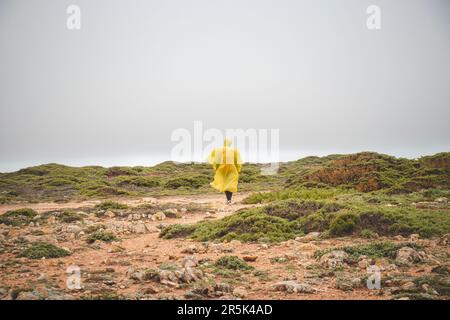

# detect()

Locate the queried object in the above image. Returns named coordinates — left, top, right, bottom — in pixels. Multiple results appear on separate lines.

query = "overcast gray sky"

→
left=0, top=0, right=449, bottom=172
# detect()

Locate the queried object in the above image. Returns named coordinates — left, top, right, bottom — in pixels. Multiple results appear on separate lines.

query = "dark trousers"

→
left=225, top=191, right=233, bottom=201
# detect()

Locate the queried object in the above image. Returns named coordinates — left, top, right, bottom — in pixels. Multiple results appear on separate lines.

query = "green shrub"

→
left=329, top=211, right=360, bottom=236
left=159, top=224, right=196, bottom=239
left=18, top=242, right=70, bottom=259
left=86, top=231, right=118, bottom=243
left=360, top=229, right=378, bottom=239
left=0, top=208, right=37, bottom=226
left=263, top=199, right=343, bottom=221
left=59, top=211, right=83, bottom=223
left=243, top=187, right=351, bottom=204
left=116, top=176, right=160, bottom=188
left=214, top=256, right=254, bottom=271
left=164, top=174, right=210, bottom=189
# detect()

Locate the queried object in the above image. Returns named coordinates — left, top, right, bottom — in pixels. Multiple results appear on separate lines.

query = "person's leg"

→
left=225, top=191, right=232, bottom=202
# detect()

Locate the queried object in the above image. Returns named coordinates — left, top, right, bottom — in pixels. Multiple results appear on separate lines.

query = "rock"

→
left=47, top=216, right=56, bottom=224
left=128, top=269, right=144, bottom=282
left=180, top=208, right=187, bottom=213
left=395, top=247, right=423, bottom=266
left=273, top=281, right=315, bottom=294
left=358, top=256, right=371, bottom=269
left=297, top=243, right=319, bottom=251
left=0, top=227, right=9, bottom=236
left=129, top=221, right=147, bottom=234
left=164, top=208, right=178, bottom=217
left=421, top=284, right=438, bottom=295
left=393, top=235, right=405, bottom=241
left=435, top=197, right=448, bottom=203
left=351, top=278, right=362, bottom=288
left=144, top=224, right=160, bottom=233
left=181, top=266, right=203, bottom=283
left=437, top=234, right=450, bottom=246
left=0, top=287, right=8, bottom=298
left=229, top=240, right=242, bottom=247
left=242, top=255, right=258, bottom=262
left=64, top=225, right=83, bottom=234
left=214, top=283, right=233, bottom=293
left=139, top=285, right=159, bottom=295
left=105, top=210, right=115, bottom=218
left=15, top=288, right=74, bottom=300
left=400, top=281, right=416, bottom=292
left=232, top=287, right=247, bottom=298
left=152, top=212, right=166, bottom=221
left=409, top=234, right=420, bottom=242
left=105, top=221, right=155, bottom=234
left=132, top=214, right=141, bottom=220
left=15, top=291, right=41, bottom=300
left=295, top=232, right=320, bottom=242
left=319, top=250, right=349, bottom=269
left=335, top=278, right=354, bottom=291
left=183, top=256, right=198, bottom=268
left=161, top=270, right=180, bottom=283
left=182, top=244, right=198, bottom=254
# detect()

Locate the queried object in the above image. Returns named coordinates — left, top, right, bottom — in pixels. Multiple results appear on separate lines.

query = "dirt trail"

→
left=0, top=192, right=252, bottom=215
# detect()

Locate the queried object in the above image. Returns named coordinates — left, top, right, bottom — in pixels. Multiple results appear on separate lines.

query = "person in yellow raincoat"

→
left=208, top=139, right=242, bottom=204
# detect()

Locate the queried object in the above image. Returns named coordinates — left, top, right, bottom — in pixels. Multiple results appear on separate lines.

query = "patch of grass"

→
left=18, top=242, right=70, bottom=259
left=57, top=210, right=83, bottom=223
left=431, top=265, right=450, bottom=276
left=164, top=174, right=210, bottom=189
left=414, top=275, right=450, bottom=297
left=214, top=255, right=254, bottom=271
left=359, top=229, right=378, bottom=239
left=38, top=210, right=84, bottom=223
left=314, top=241, right=422, bottom=263
left=159, top=224, right=197, bottom=239
left=159, top=263, right=179, bottom=271
left=84, top=224, right=106, bottom=234
left=116, top=176, right=160, bottom=188
left=86, top=231, right=118, bottom=243
left=0, top=208, right=37, bottom=226
left=243, top=187, right=352, bottom=204
left=329, top=211, right=360, bottom=236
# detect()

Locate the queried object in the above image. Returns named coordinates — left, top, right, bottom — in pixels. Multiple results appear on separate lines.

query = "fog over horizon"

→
left=1, top=0, right=449, bottom=173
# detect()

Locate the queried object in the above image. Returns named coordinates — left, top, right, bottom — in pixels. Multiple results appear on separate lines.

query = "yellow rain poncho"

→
left=208, top=139, right=243, bottom=193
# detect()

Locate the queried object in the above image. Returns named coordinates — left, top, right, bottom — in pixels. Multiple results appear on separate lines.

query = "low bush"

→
left=86, top=231, right=118, bottom=243
left=214, top=256, right=254, bottom=271
left=18, top=242, right=71, bottom=259
left=0, top=208, right=37, bottom=226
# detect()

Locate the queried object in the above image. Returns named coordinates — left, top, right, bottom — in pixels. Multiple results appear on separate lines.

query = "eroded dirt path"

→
left=0, top=192, right=252, bottom=215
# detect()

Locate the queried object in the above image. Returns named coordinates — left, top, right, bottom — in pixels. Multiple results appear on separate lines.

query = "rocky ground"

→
left=0, top=193, right=448, bottom=300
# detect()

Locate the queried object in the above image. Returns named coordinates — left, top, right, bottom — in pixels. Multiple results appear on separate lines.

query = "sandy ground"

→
left=0, top=193, right=448, bottom=300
